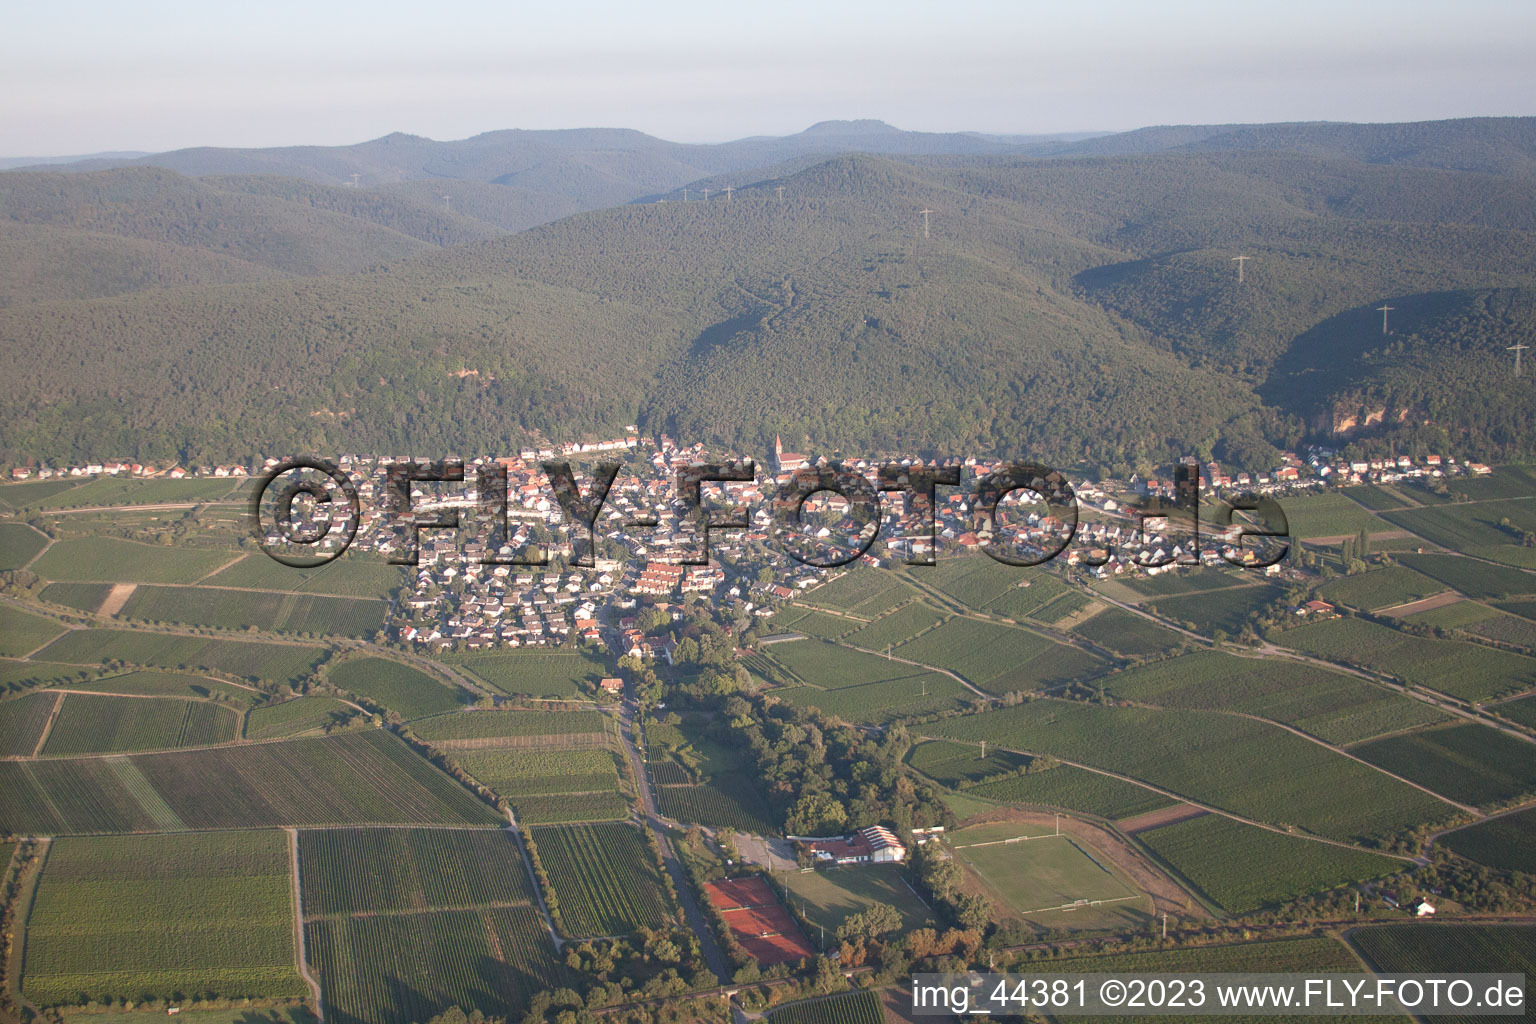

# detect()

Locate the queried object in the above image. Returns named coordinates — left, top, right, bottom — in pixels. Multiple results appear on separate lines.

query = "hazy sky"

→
left=3, top=0, right=1533, bottom=156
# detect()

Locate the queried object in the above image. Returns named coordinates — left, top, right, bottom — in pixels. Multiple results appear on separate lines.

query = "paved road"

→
left=614, top=700, right=732, bottom=983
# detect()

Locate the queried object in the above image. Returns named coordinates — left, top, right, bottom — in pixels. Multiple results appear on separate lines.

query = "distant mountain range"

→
left=3, top=116, right=1535, bottom=471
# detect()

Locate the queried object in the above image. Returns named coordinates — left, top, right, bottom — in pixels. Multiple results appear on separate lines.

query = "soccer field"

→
left=953, top=829, right=1144, bottom=919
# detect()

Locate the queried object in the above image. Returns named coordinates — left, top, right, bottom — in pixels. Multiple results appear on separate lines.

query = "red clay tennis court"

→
left=704, top=876, right=815, bottom=965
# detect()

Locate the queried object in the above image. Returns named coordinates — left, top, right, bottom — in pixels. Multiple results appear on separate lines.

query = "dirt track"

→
left=1118, top=803, right=1209, bottom=834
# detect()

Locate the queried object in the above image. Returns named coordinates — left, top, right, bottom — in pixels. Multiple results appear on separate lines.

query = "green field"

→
left=38, top=582, right=112, bottom=613
left=1070, top=607, right=1186, bottom=657
left=1120, top=571, right=1253, bottom=599
left=839, top=602, right=945, bottom=650
left=1383, top=498, right=1536, bottom=567
left=1280, top=617, right=1536, bottom=701
left=0, top=605, right=67, bottom=658
left=299, top=826, right=535, bottom=916
left=244, top=696, right=355, bottom=739
left=28, top=475, right=240, bottom=510
left=511, top=793, right=630, bottom=824
left=1099, top=650, right=1449, bottom=745
left=443, top=649, right=609, bottom=698
left=655, top=776, right=776, bottom=833
left=1398, top=553, right=1536, bottom=600
left=777, top=861, right=935, bottom=937
left=799, top=569, right=914, bottom=618
left=1492, top=694, right=1536, bottom=729
left=306, top=906, right=562, bottom=1024
left=1278, top=493, right=1387, bottom=540
left=1144, top=584, right=1282, bottom=635
left=0, top=523, right=47, bottom=569
left=0, top=691, right=59, bottom=756
left=773, top=606, right=861, bottom=640
left=37, top=629, right=327, bottom=687
left=117, top=585, right=387, bottom=637
left=22, top=831, right=304, bottom=1006
left=925, top=701, right=1456, bottom=843
left=894, top=616, right=1101, bottom=691
left=31, top=537, right=235, bottom=583
left=531, top=822, right=673, bottom=937
left=458, top=747, right=621, bottom=796
left=0, top=730, right=501, bottom=834
left=41, top=694, right=239, bottom=755
left=966, top=765, right=1176, bottom=821
left=1350, top=723, right=1536, bottom=808
left=766, top=990, right=885, bottom=1024
left=1351, top=925, right=1536, bottom=996
left=0, top=478, right=88, bottom=510
left=907, top=740, right=1031, bottom=787
left=201, top=553, right=405, bottom=597
left=1440, top=806, right=1536, bottom=875
left=0, top=659, right=98, bottom=696
left=1344, top=484, right=1414, bottom=511
left=409, top=709, right=613, bottom=744
left=1320, top=566, right=1446, bottom=611
left=326, top=657, right=466, bottom=719
left=53, top=669, right=260, bottom=703
left=775, top=674, right=966, bottom=724
left=1138, top=814, right=1403, bottom=915
left=952, top=828, right=1142, bottom=922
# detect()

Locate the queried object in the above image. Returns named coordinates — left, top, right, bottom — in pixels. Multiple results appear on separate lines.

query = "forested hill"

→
left=3, top=123, right=1536, bottom=472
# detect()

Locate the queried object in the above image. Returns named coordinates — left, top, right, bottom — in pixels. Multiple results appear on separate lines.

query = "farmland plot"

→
left=458, top=747, right=621, bottom=797
left=1319, top=566, right=1446, bottom=611
left=41, top=694, right=239, bottom=755
left=326, top=657, right=466, bottom=719
left=925, top=701, right=1456, bottom=842
left=0, top=605, right=66, bottom=658
left=22, top=831, right=304, bottom=1006
left=1145, top=584, right=1281, bottom=635
left=1070, top=607, right=1186, bottom=657
left=1352, top=924, right=1536, bottom=981
left=907, top=740, right=1031, bottom=787
left=119, top=585, right=386, bottom=637
left=0, top=523, right=47, bottom=569
left=444, top=649, right=609, bottom=698
left=245, top=696, right=355, bottom=739
left=299, top=826, right=535, bottom=916
left=1440, top=806, right=1536, bottom=875
left=1398, top=553, right=1536, bottom=600
left=967, top=767, right=1175, bottom=821
left=775, top=674, right=965, bottom=723
left=1350, top=723, right=1536, bottom=808
left=840, top=602, right=945, bottom=649
left=31, top=536, right=233, bottom=583
left=410, top=709, right=613, bottom=745
left=655, top=776, right=776, bottom=833
left=0, top=692, right=58, bottom=756
left=202, top=553, right=405, bottom=597
left=531, top=822, right=673, bottom=937
left=307, top=906, right=563, bottom=1024
left=1138, top=814, right=1402, bottom=915
left=766, top=990, right=885, bottom=1024
left=36, top=629, right=326, bottom=687
left=1280, top=617, right=1536, bottom=701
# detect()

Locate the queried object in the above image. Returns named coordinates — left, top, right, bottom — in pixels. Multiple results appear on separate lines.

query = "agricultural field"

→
left=1137, top=814, right=1403, bottom=915
left=1277, top=493, right=1387, bottom=540
left=951, top=828, right=1144, bottom=925
left=766, top=990, right=885, bottom=1024
left=531, top=822, right=673, bottom=936
left=306, top=906, right=563, bottom=1024
left=655, top=776, right=776, bottom=833
left=1352, top=924, right=1536, bottom=980
left=511, top=793, right=630, bottom=824
left=1144, top=583, right=1282, bottom=635
left=777, top=862, right=935, bottom=935
left=1069, top=607, right=1186, bottom=658
left=410, top=708, right=613, bottom=745
left=925, top=701, right=1457, bottom=843
left=1439, top=806, right=1536, bottom=875
left=0, top=522, right=47, bottom=569
left=0, top=659, right=98, bottom=695
left=30, top=536, right=235, bottom=584
left=0, top=691, right=59, bottom=757
left=771, top=606, right=861, bottom=640
left=1398, top=553, right=1536, bottom=600
left=116, top=584, right=387, bottom=637
left=1319, top=566, right=1446, bottom=611
left=457, top=747, right=621, bottom=796
left=37, top=629, right=327, bottom=687
left=28, top=475, right=241, bottom=510
left=1344, top=484, right=1414, bottom=511
left=21, top=831, right=304, bottom=1006
left=38, top=582, right=112, bottom=613
left=774, top=674, right=966, bottom=724
left=54, top=669, right=260, bottom=704
left=0, top=730, right=501, bottom=834
left=0, top=477, right=87, bottom=510
left=299, top=826, right=535, bottom=916
left=443, top=649, right=609, bottom=698
left=1349, top=723, right=1536, bottom=808
left=768, top=639, right=950, bottom=690
left=1099, top=650, right=1449, bottom=745
left=1403, top=599, right=1500, bottom=629
left=0, top=605, right=67, bottom=658
left=906, top=740, right=1031, bottom=788
left=41, top=693, right=239, bottom=755
left=799, top=568, right=913, bottom=618
left=983, top=572, right=1077, bottom=621
left=1120, top=571, right=1251, bottom=599
left=1279, top=617, right=1536, bottom=701
left=839, top=602, right=945, bottom=650
left=1491, top=694, right=1536, bottom=730
left=966, top=766, right=1176, bottom=821
left=201, top=553, right=405, bottom=597
left=244, top=696, right=356, bottom=739
left=1383, top=498, right=1536, bottom=566
left=1023, top=933, right=1365, bottom=974
left=325, top=657, right=466, bottom=719
left=895, top=616, right=1055, bottom=686
left=921, top=557, right=1030, bottom=611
